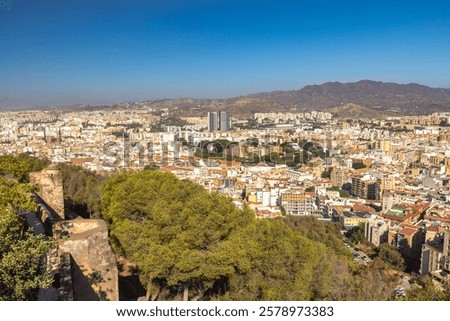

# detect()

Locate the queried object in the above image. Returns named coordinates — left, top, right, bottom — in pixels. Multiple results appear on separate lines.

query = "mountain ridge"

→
left=242, top=80, right=450, bottom=115
left=4, top=80, right=450, bottom=117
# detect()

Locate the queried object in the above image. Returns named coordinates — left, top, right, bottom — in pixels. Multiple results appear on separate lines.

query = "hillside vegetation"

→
left=101, top=170, right=397, bottom=300
left=3, top=155, right=450, bottom=301
left=0, top=155, right=54, bottom=300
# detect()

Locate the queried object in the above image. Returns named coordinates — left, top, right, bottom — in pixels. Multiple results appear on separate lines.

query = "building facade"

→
left=207, top=111, right=231, bottom=132
left=280, top=189, right=317, bottom=215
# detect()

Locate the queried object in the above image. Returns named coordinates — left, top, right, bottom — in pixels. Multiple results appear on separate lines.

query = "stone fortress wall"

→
left=29, top=164, right=118, bottom=301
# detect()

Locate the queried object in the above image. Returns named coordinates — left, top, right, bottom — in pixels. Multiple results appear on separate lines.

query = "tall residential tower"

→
left=207, top=111, right=231, bottom=131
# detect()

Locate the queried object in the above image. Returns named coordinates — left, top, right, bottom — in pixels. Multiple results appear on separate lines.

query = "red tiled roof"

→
left=399, top=228, right=417, bottom=236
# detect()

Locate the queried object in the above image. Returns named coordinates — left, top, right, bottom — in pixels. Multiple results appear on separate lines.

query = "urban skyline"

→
left=2, top=84, right=450, bottom=302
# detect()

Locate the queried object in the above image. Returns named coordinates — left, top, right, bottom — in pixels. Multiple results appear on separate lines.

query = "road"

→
left=349, top=247, right=372, bottom=265
left=343, top=236, right=413, bottom=298
left=342, top=238, right=372, bottom=266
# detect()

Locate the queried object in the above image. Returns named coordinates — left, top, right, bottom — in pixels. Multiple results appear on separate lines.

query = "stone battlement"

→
left=29, top=164, right=119, bottom=301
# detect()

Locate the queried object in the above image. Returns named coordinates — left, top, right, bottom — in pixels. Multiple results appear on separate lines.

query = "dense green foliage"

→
left=60, top=164, right=104, bottom=218
left=0, top=155, right=54, bottom=300
left=0, top=208, right=53, bottom=300
left=102, top=171, right=253, bottom=299
left=284, top=216, right=347, bottom=255
left=4, top=154, right=434, bottom=301
left=352, top=162, right=367, bottom=170
left=220, top=218, right=364, bottom=300
left=321, top=169, right=331, bottom=178
left=347, top=223, right=366, bottom=245
left=0, top=177, right=37, bottom=212
left=0, top=153, right=49, bottom=183
left=376, top=243, right=405, bottom=271
left=15, top=153, right=50, bottom=173
left=102, top=171, right=396, bottom=301
left=405, top=276, right=450, bottom=301
left=222, top=219, right=329, bottom=300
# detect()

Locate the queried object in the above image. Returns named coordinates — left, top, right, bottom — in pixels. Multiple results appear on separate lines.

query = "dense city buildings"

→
left=1, top=106, right=450, bottom=282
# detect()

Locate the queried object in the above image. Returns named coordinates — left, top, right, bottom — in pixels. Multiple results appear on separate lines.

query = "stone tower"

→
left=30, top=163, right=65, bottom=219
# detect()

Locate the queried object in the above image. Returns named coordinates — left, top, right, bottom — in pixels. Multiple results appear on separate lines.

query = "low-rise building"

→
left=340, top=211, right=372, bottom=229
left=280, top=189, right=318, bottom=216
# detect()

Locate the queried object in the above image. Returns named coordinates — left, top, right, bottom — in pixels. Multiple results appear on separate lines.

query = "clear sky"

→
left=0, top=0, right=449, bottom=108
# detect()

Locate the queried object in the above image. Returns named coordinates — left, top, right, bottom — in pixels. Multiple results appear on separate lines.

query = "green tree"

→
left=377, top=243, right=405, bottom=271
left=60, top=164, right=104, bottom=218
left=326, top=186, right=350, bottom=197
left=0, top=211, right=54, bottom=300
left=284, top=216, right=348, bottom=256
left=0, top=154, right=48, bottom=183
left=0, top=175, right=54, bottom=300
left=0, top=177, right=37, bottom=212
left=101, top=171, right=397, bottom=301
left=222, top=216, right=391, bottom=301
left=321, top=169, right=331, bottom=178
left=348, top=223, right=366, bottom=245
left=246, top=138, right=259, bottom=147
left=0, top=155, right=32, bottom=183
left=352, top=162, right=367, bottom=170
left=406, top=276, right=450, bottom=300
left=102, top=171, right=253, bottom=300
left=222, top=219, right=327, bottom=300
left=144, top=164, right=159, bottom=171
left=16, top=153, right=50, bottom=173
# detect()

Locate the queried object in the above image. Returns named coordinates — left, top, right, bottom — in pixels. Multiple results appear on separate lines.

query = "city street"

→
left=349, top=247, right=372, bottom=265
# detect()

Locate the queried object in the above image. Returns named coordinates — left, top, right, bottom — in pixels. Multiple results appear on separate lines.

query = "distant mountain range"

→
left=8, top=80, right=450, bottom=118
left=243, top=80, right=450, bottom=118
left=142, top=80, right=450, bottom=118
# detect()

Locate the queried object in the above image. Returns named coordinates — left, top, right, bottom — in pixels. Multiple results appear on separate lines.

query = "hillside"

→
left=15, top=80, right=450, bottom=118
left=246, top=80, right=450, bottom=116
left=147, top=80, right=450, bottom=118
left=325, top=103, right=391, bottom=119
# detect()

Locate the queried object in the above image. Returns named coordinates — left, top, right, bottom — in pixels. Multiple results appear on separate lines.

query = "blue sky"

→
left=0, top=0, right=449, bottom=108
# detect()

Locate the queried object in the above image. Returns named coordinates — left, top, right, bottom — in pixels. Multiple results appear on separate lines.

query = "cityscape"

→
left=2, top=101, right=450, bottom=299
left=1, top=0, right=450, bottom=309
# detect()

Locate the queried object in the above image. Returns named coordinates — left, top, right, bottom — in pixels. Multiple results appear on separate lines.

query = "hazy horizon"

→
left=2, top=79, right=450, bottom=111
